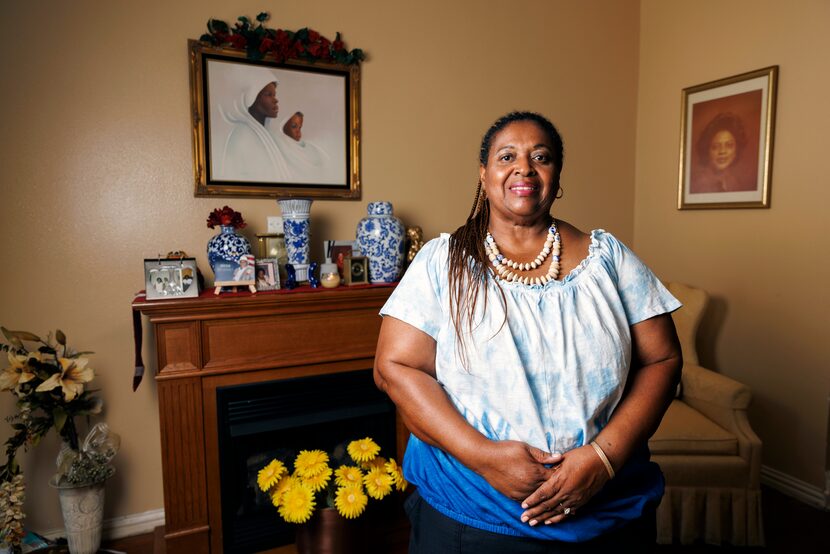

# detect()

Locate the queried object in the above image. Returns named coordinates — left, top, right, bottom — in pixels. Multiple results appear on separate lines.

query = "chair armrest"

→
left=681, top=363, right=762, bottom=487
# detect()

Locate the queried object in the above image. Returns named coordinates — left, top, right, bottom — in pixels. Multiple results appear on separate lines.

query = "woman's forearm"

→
left=593, top=353, right=681, bottom=473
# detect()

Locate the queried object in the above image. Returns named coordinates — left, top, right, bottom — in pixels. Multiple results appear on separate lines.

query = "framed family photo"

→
left=144, top=258, right=200, bottom=301
left=678, top=66, right=778, bottom=209
left=189, top=39, right=361, bottom=199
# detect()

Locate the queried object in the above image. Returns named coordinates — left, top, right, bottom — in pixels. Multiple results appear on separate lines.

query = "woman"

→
left=274, top=110, right=330, bottom=182
left=219, top=69, right=292, bottom=182
left=692, top=112, right=753, bottom=193
left=374, top=112, right=682, bottom=552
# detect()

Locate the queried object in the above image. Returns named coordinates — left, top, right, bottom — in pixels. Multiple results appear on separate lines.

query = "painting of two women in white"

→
left=206, top=59, right=347, bottom=186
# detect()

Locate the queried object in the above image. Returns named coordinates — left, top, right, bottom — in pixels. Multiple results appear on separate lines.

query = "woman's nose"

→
left=514, top=157, right=536, bottom=175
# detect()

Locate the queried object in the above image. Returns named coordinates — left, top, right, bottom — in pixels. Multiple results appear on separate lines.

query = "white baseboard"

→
left=761, top=464, right=828, bottom=510
left=41, top=508, right=165, bottom=542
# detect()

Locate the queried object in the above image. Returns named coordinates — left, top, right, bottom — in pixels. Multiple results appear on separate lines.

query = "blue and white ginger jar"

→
left=356, top=201, right=405, bottom=283
left=207, top=226, right=251, bottom=275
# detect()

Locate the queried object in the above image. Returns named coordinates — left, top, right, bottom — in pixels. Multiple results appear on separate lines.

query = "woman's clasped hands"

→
left=479, top=440, right=612, bottom=527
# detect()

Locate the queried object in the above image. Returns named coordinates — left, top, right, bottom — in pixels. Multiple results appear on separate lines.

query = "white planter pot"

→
left=50, top=478, right=107, bottom=554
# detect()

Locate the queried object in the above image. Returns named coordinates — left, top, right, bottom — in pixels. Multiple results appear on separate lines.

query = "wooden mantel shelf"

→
left=133, top=284, right=398, bottom=553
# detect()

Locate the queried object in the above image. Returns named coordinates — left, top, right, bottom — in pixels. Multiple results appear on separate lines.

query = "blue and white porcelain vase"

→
left=207, top=225, right=251, bottom=276
left=356, top=201, right=405, bottom=283
left=278, top=198, right=313, bottom=282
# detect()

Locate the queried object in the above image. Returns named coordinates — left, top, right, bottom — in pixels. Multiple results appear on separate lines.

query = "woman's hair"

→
left=447, top=111, right=564, bottom=366
left=696, top=112, right=747, bottom=166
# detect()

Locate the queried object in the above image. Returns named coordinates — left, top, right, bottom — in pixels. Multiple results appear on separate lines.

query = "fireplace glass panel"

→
left=216, top=369, right=396, bottom=553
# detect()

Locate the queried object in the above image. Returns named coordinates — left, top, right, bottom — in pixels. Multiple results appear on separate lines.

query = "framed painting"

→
left=678, top=66, right=778, bottom=209
left=188, top=39, right=361, bottom=199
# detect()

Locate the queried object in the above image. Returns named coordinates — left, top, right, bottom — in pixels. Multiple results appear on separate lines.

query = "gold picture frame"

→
left=188, top=39, right=361, bottom=199
left=678, top=66, right=778, bottom=210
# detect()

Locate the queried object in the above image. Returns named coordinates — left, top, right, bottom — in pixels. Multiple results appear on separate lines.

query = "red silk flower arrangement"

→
left=207, top=206, right=246, bottom=230
left=200, top=12, right=365, bottom=65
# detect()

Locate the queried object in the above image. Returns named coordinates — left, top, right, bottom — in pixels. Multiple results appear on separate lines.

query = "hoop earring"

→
left=555, top=185, right=564, bottom=199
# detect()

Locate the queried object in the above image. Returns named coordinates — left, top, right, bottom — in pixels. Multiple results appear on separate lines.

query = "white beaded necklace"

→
left=484, top=220, right=562, bottom=285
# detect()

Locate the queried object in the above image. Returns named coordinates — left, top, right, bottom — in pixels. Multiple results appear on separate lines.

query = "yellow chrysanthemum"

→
left=334, top=465, right=364, bottom=487
left=302, top=465, right=332, bottom=492
left=347, top=437, right=380, bottom=463
left=363, top=467, right=393, bottom=499
left=360, top=455, right=387, bottom=471
left=257, top=459, right=287, bottom=492
left=270, top=475, right=299, bottom=506
left=335, top=484, right=368, bottom=519
left=385, top=458, right=408, bottom=491
left=294, top=449, right=330, bottom=478
left=278, top=482, right=316, bottom=523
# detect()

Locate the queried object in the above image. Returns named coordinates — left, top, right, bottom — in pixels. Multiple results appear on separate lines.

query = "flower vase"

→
left=49, top=475, right=111, bottom=554
left=278, top=198, right=313, bottom=282
left=207, top=225, right=251, bottom=281
left=295, top=507, right=361, bottom=554
left=356, top=202, right=405, bottom=283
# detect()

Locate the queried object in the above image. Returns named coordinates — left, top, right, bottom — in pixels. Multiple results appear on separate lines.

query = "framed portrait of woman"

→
left=678, top=66, right=778, bottom=209
left=188, top=40, right=361, bottom=199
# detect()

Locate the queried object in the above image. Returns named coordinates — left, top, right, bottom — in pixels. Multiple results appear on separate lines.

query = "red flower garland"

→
left=200, top=12, right=364, bottom=65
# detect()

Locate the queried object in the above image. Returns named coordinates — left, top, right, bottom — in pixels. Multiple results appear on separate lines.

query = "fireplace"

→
left=131, top=285, right=405, bottom=553
left=216, top=369, right=396, bottom=553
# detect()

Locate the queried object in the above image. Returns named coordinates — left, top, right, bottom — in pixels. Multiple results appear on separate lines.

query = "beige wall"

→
left=635, top=0, right=830, bottom=489
left=0, top=1, right=641, bottom=528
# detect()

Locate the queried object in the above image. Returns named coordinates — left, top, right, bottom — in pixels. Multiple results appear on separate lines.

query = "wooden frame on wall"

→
left=189, top=39, right=361, bottom=199
left=678, top=66, right=778, bottom=210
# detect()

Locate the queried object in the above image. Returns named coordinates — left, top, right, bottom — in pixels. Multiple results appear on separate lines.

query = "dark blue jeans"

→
left=405, top=490, right=656, bottom=554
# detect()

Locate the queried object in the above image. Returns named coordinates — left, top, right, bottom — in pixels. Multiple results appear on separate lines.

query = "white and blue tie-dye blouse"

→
left=380, top=230, right=681, bottom=541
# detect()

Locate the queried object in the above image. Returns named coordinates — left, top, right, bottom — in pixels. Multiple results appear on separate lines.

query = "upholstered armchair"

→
left=649, top=282, right=764, bottom=546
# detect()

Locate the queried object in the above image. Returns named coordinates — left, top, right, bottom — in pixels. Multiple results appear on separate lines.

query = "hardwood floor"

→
left=99, top=487, right=828, bottom=553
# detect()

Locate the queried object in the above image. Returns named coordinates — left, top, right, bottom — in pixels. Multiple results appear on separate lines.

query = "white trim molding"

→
left=41, top=508, right=165, bottom=542
left=761, top=464, right=828, bottom=510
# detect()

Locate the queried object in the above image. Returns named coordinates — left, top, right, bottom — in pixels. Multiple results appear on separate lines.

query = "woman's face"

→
left=479, top=120, right=559, bottom=224
left=251, top=82, right=279, bottom=120
left=284, top=114, right=303, bottom=141
left=708, top=129, right=737, bottom=171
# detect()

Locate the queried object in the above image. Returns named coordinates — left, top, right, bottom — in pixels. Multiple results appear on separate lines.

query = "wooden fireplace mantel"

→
left=132, top=285, right=398, bottom=553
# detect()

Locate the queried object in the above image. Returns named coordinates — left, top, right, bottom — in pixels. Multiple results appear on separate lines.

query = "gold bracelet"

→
left=590, top=441, right=615, bottom=479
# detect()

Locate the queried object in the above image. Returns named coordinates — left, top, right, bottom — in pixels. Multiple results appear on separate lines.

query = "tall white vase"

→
left=277, top=198, right=313, bottom=282
left=50, top=478, right=107, bottom=554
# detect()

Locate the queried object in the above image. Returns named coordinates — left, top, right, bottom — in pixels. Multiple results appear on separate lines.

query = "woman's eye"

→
left=533, top=153, right=550, bottom=162
left=499, top=154, right=514, bottom=162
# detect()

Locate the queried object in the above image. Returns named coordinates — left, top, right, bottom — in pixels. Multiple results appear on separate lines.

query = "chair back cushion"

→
left=666, top=282, right=708, bottom=366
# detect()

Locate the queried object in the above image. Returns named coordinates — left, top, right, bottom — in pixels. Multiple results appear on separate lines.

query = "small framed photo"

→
left=255, top=258, right=281, bottom=291
left=214, top=253, right=256, bottom=287
left=144, top=258, right=200, bottom=300
left=344, top=256, right=368, bottom=286
left=323, top=240, right=360, bottom=279
left=678, top=66, right=778, bottom=209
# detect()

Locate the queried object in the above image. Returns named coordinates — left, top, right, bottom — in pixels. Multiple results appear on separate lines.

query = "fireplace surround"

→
left=133, top=285, right=402, bottom=553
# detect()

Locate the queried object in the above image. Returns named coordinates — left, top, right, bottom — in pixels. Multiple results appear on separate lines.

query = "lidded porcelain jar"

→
left=356, top=201, right=405, bottom=283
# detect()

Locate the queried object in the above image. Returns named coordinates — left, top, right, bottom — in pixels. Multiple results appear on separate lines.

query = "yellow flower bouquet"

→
left=257, top=437, right=407, bottom=524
